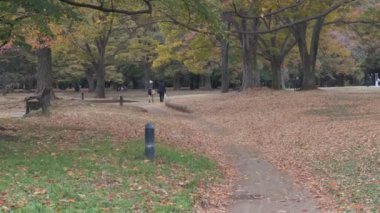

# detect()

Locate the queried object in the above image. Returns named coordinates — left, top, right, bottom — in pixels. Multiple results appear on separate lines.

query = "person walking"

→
left=157, top=80, right=166, bottom=102
left=147, top=80, right=154, bottom=103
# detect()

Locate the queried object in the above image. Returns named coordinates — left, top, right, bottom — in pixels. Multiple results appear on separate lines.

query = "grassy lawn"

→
left=0, top=135, right=220, bottom=212
left=314, top=144, right=380, bottom=212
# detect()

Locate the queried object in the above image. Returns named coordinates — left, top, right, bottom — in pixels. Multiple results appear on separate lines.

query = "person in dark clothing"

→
left=157, top=80, right=166, bottom=102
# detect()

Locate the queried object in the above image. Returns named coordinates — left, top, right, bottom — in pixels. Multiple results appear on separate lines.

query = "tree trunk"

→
left=173, top=73, right=181, bottom=90
left=199, top=75, right=205, bottom=88
left=85, top=68, right=95, bottom=92
left=36, top=47, right=55, bottom=99
left=281, top=73, right=286, bottom=89
left=220, top=39, right=230, bottom=93
left=94, top=36, right=108, bottom=98
left=87, top=77, right=95, bottom=92
left=240, top=20, right=253, bottom=90
left=271, top=59, right=282, bottom=90
left=301, top=60, right=315, bottom=90
left=281, top=67, right=289, bottom=89
left=310, top=17, right=325, bottom=82
left=251, top=18, right=260, bottom=87
left=204, top=73, right=212, bottom=90
left=292, top=18, right=325, bottom=90
left=220, top=17, right=231, bottom=93
left=293, top=23, right=315, bottom=90
left=95, top=63, right=105, bottom=98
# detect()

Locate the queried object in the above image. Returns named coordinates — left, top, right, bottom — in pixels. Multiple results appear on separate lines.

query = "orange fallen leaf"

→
left=0, top=198, right=6, bottom=206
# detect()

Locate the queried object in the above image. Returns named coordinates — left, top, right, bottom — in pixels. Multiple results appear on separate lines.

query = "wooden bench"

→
left=25, top=88, right=52, bottom=114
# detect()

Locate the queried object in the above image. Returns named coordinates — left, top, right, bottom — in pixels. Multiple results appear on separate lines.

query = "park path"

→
left=0, top=92, right=319, bottom=212
left=134, top=95, right=318, bottom=213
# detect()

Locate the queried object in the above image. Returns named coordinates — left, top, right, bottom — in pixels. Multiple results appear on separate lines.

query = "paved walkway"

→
left=228, top=144, right=317, bottom=213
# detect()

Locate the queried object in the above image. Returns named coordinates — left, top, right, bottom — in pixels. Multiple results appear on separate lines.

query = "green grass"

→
left=0, top=136, right=220, bottom=212
left=313, top=145, right=380, bottom=212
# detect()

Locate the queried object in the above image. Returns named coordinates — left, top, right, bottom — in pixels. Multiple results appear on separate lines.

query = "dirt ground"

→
left=1, top=87, right=380, bottom=212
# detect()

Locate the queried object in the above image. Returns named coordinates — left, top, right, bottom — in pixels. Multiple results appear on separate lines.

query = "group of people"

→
left=147, top=80, right=166, bottom=103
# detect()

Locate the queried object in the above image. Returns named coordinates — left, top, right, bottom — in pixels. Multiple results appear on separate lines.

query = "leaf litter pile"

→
left=1, top=88, right=380, bottom=212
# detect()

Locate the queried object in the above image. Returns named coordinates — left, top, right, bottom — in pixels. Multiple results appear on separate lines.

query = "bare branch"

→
left=324, top=19, right=380, bottom=26
left=232, top=0, right=305, bottom=20
left=159, top=11, right=215, bottom=35
left=58, top=0, right=152, bottom=15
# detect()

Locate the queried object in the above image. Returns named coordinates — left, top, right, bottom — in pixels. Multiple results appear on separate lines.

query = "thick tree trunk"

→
left=36, top=47, right=55, bottom=99
left=293, top=23, right=316, bottom=90
left=271, top=59, right=282, bottom=90
left=310, top=17, right=325, bottom=80
left=87, top=77, right=95, bottom=92
left=240, top=19, right=254, bottom=91
left=173, top=73, right=181, bottom=90
left=204, top=73, right=212, bottom=90
left=281, top=67, right=289, bottom=89
left=95, top=64, right=105, bottom=98
left=85, top=68, right=95, bottom=92
left=94, top=37, right=108, bottom=98
left=301, top=59, right=315, bottom=90
left=36, top=47, right=53, bottom=92
left=292, top=18, right=324, bottom=90
left=240, top=36, right=253, bottom=90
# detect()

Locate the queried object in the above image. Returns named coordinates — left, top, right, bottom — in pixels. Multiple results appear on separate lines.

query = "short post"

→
left=376, top=73, right=379, bottom=87
left=120, top=96, right=123, bottom=106
left=81, top=92, right=84, bottom=100
left=145, top=123, right=155, bottom=161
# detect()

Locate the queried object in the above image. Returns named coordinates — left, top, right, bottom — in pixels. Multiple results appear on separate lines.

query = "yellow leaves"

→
left=154, top=30, right=220, bottom=73
left=152, top=44, right=174, bottom=69
left=318, top=30, right=357, bottom=75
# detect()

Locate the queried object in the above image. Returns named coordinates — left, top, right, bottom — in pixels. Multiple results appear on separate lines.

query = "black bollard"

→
left=145, top=123, right=155, bottom=161
left=81, top=92, right=84, bottom=100
left=120, top=96, right=123, bottom=106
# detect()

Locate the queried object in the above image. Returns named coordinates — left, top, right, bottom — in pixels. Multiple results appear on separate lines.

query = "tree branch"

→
left=232, top=0, right=305, bottom=20
left=233, top=0, right=356, bottom=35
left=58, top=0, right=152, bottom=15
left=0, top=14, right=30, bottom=49
left=324, top=19, right=380, bottom=26
left=159, top=11, right=215, bottom=35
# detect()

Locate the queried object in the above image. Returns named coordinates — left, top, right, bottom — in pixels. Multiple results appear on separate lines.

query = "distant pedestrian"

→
left=157, top=80, right=166, bottom=102
left=147, top=80, right=154, bottom=103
